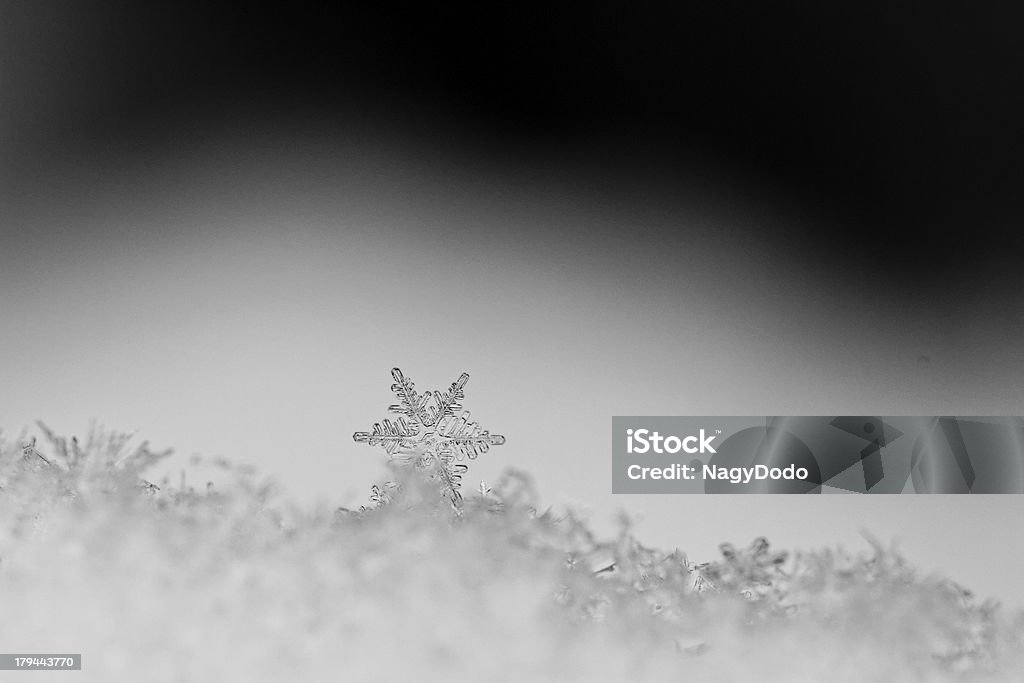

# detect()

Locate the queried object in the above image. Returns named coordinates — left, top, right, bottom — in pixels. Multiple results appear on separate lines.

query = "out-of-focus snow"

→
left=1, top=428, right=1022, bottom=682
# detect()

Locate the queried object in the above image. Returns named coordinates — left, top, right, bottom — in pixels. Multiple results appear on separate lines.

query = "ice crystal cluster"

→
left=1, top=422, right=1023, bottom=682
left=353, top=368, right=505, bottom=507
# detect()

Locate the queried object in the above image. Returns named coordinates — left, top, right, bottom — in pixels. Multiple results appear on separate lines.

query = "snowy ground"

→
left=1, top=427, right=1022, bottom=682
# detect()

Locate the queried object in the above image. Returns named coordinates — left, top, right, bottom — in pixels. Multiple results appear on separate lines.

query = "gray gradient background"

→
left=3, top=3, right=1024, bottom=606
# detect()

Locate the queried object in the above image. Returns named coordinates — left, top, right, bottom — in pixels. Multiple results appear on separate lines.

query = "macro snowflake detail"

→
left=353, top=368, right=506, bottom=507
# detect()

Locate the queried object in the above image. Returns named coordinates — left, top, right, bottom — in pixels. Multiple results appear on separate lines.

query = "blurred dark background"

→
left=4, top=2, right=1024, bottom=606
left=4, top=2, right=1023, bottom=285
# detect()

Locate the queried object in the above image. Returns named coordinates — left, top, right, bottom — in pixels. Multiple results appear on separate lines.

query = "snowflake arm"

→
left=433, top=411, right=506, bottom=460
left=352, top=416, right=420, bottom=456
left=420, top=372, right=469, bottom=426
left=386, top=367, right=432, bottom=422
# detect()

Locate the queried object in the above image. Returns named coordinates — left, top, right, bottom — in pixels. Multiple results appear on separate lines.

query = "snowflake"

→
left=353, top=368, right=506, bottom=507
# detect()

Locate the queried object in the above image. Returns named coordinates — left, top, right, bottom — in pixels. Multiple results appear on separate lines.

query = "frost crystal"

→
left=353, top=368, right=506, bottom=507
